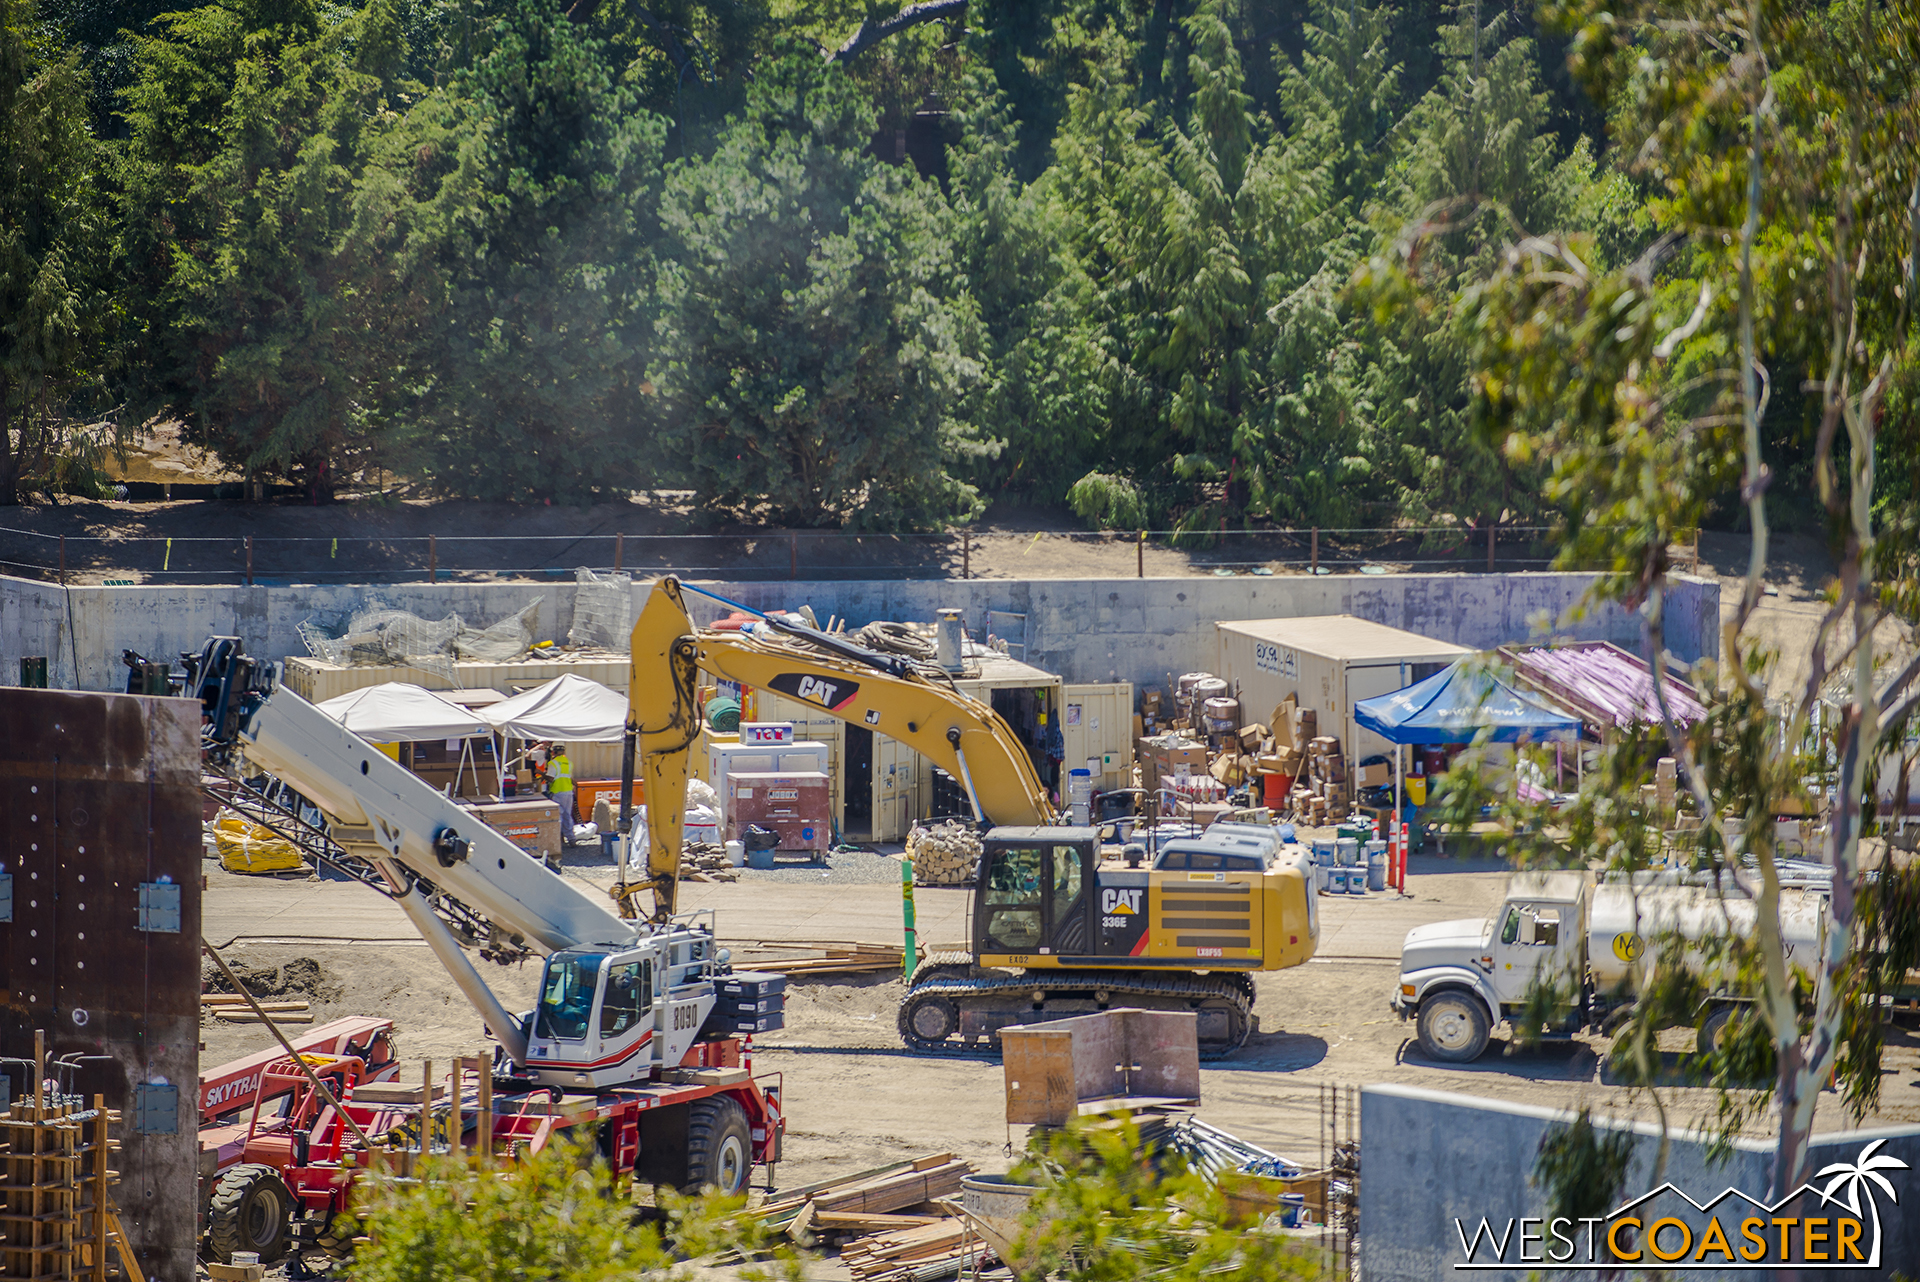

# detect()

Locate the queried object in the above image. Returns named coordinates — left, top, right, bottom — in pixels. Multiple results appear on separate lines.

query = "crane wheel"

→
left=898, top=990, right=960, bottom=1049
left=208, top=1163, right=294, bottom=1263
left=682, top=1096, right=752, bottom=1196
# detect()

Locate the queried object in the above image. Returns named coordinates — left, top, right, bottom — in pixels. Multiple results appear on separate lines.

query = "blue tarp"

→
left=1354, top=659, right=1581, bottom=746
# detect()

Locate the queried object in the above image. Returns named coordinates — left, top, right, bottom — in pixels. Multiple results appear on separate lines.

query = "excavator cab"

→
left=972, top=827, right=1099, bottom=960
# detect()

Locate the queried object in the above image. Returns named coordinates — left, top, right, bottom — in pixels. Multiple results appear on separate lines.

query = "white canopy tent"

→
left=478, top=673, right=629, bottom=743
left=315, top=682, right=493, bottom=741
left=315, top=682, right=499, bottom=795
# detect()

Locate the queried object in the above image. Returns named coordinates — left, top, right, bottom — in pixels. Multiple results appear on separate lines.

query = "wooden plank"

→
left=783, top=1199, right=816, bottom=1245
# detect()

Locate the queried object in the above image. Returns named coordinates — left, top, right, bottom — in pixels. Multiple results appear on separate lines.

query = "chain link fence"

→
left=0, top=523, right=1616, bottom=587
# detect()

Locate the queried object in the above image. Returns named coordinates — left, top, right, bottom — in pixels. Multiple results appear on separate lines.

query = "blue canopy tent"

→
left=1355, top=660, right=1580, bottom=885
left=1354, top=660, right=1582, bottom=745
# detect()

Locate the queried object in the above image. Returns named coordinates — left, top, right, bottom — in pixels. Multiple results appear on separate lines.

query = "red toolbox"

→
left=724, top=771, right=831, bottom=859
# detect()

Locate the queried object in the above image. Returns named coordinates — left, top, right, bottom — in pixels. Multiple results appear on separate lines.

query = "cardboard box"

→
left=1307, top=736, right=1340, bottom=757
left=1292, top=708, right=1318, bottom=743
left=1359, top=762, right=1390, bottom=788
left=1236, top=724, right=1267, bottom=751
left=1270, top=696, right=1298, bottom=749
left=471, top=798, right=563, bottom=861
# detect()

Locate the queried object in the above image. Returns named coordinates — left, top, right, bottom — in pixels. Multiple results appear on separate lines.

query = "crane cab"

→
left=970, top=825, right=1318, bottom=973
left=523, top=934, right=717, bottom=1091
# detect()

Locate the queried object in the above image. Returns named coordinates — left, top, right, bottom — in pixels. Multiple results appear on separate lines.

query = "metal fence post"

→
left=1487, top=524, right=1495, bottom=571
left=428, top=535, right=437, bottom=584
left=614, top=532, right=624, bottom=573
left=962, top=531, right=970, bottom=579
left=790, top=533, right=798, bottom=580
left=1137, top=530, right=1145, bottom=578
left=58, top=535, right=66, bottom=585
left=245, top=535, right=254, bottom=587
left=1310, top=528, right=1318, bottom=575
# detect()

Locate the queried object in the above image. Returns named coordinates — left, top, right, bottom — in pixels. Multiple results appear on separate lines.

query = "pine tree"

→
left=1363, top=0, right=1628, bottom=531
left=0, top=0, right=119, bottom=504
left=654, top=46, right=987, bottom=528
left=119, top=0, right=407, bottom=497
left=357, top=0, right=669, bottom=502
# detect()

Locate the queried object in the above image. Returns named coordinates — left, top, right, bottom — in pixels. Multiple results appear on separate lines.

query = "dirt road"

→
left=201, top=857, right=1920, bottom=1191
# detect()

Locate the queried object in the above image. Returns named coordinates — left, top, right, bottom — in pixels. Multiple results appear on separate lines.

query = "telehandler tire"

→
left=208, top=1163, right=294, bottom=1263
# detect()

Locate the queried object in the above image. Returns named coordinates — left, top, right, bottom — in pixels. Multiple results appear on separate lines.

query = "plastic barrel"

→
left=1407, top=776, right=1428, bottom=806
left=1366, top=847, right=1386, bottom=891
left=1263, top=773, right=1293, bottom=806
left=1311, top=838, right=1337, bottom=865
left=1335, top=837, right=1359, bottom=866
left=1067, top=768, right=1093, bottom=825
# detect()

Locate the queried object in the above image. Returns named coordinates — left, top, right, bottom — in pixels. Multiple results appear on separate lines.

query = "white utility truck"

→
left=1389, top=871, right=1826, bottom=1062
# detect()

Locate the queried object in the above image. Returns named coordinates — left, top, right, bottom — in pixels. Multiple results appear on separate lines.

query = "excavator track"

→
left=897, top=969, right=1255, bottom=1060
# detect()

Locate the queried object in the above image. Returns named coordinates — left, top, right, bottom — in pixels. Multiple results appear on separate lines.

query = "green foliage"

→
left=68, top=0, right=1666, bottom=528
left=118, top=0, right=405, bottom=495
left=360, top=0, right=669, bottom=501
left=1011, top=1118, right=1324, bottom=1282
left=1066, top=470, right=1149, bottom=530
left=655, top=46, right=987, bottom=527
left=1534, top=1108, right=1636, bottom=1228
left=348, top=1134, right=802, bottom=1282
left=0, top=0, right=121, bottom=504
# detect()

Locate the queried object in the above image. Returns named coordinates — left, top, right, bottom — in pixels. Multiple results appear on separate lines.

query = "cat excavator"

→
left=619, top=577, right=1320, bottom=1057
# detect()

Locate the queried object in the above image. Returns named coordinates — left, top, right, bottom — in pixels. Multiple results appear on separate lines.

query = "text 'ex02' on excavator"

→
left=619, top=576, right=1320, bottom=1058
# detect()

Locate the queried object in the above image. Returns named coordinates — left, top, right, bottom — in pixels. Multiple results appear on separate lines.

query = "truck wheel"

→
left=682, top=1096, right=751, bottom=1195
left=1698, top=1005, right=1739, bottom=1055
left=1416, top=992, right=1490, bottom=1062
left=208, top=1163, right=294, bottom=1263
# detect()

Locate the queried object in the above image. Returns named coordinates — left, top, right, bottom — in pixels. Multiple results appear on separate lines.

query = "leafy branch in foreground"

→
left=349, top=1134, right=803, bottom=1282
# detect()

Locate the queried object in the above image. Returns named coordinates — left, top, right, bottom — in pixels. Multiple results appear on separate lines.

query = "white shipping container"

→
left=1215, top=616, right=1469, bottom=763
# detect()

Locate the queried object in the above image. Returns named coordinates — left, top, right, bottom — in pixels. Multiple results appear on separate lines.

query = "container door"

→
left=872, top=734, right=917, bottom=842
left=1062, top=683, right=1134, bottom=793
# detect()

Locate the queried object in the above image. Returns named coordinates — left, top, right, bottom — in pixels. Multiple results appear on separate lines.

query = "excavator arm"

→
left=626, top=577, right=1057, bottom=919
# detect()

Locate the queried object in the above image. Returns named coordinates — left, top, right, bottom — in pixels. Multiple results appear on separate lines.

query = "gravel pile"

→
left=732, top=848, right=912, bottom=885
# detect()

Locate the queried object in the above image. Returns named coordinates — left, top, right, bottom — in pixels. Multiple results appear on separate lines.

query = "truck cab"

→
left=1389, top=871, right=1588, bottom=1062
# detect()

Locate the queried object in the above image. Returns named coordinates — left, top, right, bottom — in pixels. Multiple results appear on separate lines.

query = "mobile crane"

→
left=189, top=639, right=783, bottom=1260
left=621, top=577, right=1320, bottom=1057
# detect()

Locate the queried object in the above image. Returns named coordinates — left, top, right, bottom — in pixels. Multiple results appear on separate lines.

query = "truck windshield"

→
left=536, top=953, right=606, bottom=1041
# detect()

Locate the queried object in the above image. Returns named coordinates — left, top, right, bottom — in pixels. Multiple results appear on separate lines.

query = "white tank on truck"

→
left=1389, top=871, right=1827, bottom=1063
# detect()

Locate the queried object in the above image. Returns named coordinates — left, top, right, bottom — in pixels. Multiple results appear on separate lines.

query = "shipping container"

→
left=1214, top=616, right=1469, bottom=763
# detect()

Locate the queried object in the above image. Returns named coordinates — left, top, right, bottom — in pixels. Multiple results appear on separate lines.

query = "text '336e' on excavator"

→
left=622, top=577, right=1320, bottom=1058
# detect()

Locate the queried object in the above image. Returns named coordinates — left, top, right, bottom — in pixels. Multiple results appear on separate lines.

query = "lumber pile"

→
left=905, top=822, right=982, bottom=886
left=839, top=1218, right=992, bottom=1281
left=727, top=941, right=909, bottom=975
left=681, top=841, right=741, bottom=883
left=202, top=994, right=313, bottom=1025
left=758, top=1155, right=991, bottom=1282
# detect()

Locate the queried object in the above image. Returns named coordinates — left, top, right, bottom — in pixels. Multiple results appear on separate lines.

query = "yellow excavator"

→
left=617, top=577, right=1319, bottom=1056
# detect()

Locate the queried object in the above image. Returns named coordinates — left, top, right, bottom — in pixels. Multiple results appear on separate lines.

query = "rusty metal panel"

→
left=0, top=689, right=202, bottom=1281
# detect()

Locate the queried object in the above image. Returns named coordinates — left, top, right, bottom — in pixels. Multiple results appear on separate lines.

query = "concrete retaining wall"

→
left=1361, top=1083, right=1919, bottom=1280
left=0, top=571, right=1718, bottom=693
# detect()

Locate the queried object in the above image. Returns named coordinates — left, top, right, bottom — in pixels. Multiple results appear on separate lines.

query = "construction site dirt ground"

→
left=202, top=853, right=1920, bottom=1196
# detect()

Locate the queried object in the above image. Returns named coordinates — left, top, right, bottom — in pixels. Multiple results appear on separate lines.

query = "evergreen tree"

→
left=655, top=47, right=987, bottom=528
left=119, top=0, right=407, bottom=497
left=1, top=0, right=120, bottom=504
left=1361, top=0, right=1631, bottom=530
left=945, top=71, right=1106, bottom=501
left=357, top=0, right=669, bottom=502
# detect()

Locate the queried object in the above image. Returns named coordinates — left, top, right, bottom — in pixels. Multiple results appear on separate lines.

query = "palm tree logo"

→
left=1814, top=1138, right=1909, bottom=1268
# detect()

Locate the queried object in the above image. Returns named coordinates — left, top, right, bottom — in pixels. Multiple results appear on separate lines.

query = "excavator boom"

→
left=628, top=578, right=1056, bottom=918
